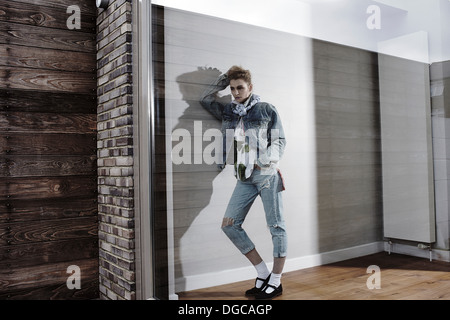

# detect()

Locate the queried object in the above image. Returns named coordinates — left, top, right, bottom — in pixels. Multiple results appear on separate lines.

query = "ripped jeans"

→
left=222, top=168, right=287, bottom=258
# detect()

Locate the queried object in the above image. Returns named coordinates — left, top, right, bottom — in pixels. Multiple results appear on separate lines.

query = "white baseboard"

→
left=176, top=241, right=384, bottom=293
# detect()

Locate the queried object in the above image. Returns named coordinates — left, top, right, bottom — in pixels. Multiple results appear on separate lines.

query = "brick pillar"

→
left=96, top=0, right=135, bottom=300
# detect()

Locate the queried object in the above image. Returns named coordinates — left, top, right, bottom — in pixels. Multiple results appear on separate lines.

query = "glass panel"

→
left=379, top=54, right=435, bottom=243
left=148, top=0, right=449, bottom=299
left=151, top=4, right=316, bottom=299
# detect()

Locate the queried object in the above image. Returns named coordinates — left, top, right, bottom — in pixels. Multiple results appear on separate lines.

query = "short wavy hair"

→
left=227, top=65, right=252, bottom=85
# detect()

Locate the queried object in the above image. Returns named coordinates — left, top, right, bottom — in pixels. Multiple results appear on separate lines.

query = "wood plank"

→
left=0, top=197, right=97, bottom=223
left=26, top=200, right=105, bottom=224
left=0, top=175, right=97, bottom=201
left=0, top=66, right=96, bottom=93
left=0, top=45, right=96, bottom=73
left=0, top=155, right=96, bottom=177
left=0, top=21, right=95, bottom=53
left=0, top=112, right=96, bottom=133
left=0, top=216, right=98, bottom=245
left=0, top=238, right=98, bottom=269
left=0, top=276, right=99, bottom=300
left=0, top=89, right=96, bottom=114
left=0, top=133, right=96, bottom=155
left=0, top=257, right=98, bottom=294
left=9, top=0, right=96, bottom=15
left=0, top=0, right=96, bottom=33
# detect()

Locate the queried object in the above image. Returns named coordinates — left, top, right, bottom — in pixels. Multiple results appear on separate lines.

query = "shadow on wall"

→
left=173, top=67, right=232, bottom=291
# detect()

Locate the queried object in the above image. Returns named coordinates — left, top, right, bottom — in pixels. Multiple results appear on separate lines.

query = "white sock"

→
left=254, top=261, right=270, bottom=288
left=265, top=273, right=282, bottom=293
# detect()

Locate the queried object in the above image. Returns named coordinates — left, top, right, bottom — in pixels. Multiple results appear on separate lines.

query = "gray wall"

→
left=313, top=40, right=383, bottom=253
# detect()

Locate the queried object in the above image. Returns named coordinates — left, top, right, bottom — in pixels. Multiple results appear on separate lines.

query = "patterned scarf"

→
left=231, top=94, right=260, bottom=117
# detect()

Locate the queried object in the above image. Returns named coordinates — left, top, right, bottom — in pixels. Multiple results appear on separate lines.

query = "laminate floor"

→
left=177, top=252, right=450, bottom=300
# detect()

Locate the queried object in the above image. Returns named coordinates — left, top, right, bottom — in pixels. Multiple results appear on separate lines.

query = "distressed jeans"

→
left=221, top=168, right=287, bottom=258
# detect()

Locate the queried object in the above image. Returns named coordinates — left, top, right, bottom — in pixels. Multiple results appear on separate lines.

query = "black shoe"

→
left=245, top=274, right=271, bottom=296
left=254, top=284, right=283, bottom=300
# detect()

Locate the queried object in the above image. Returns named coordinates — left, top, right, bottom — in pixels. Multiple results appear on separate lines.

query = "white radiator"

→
left=378, top=47, right=436, bottom=244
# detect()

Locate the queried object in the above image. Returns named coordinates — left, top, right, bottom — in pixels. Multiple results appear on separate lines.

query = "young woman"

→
left=200, top=66, right=287, bottom=299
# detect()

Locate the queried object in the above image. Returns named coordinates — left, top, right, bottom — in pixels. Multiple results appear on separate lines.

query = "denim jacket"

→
left=200, top=73, right=286, bottom=175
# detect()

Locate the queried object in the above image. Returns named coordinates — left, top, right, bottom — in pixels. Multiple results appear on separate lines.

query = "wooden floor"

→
left=177, top=252, right=450, bottom=300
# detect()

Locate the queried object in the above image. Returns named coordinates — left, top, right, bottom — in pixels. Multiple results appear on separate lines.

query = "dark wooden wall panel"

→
left=0, top=90, right=96, bottom=114
left=0, top=66, right=95, bottom=93
left=0, top=21, right=95, bottom=52
left=0, top=176, right=96, bottom=201
left=0, top=216, right=97, bottom=245
left=0, top=45, right=96, bottom=73
left=0, top=198, right=97, bottom=222
left=0, top=112, right=96, bottom=133
left=0, top=258, right=98, bottom=298
left=0, top=133, right=96, bottom=155
left=0, top=238, right=97, bottom=269
left=0, top=0, right=98, bottom=299
left=0, top=155, right=96, bottom=177
left=8, top=0, right=95, bottom=14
